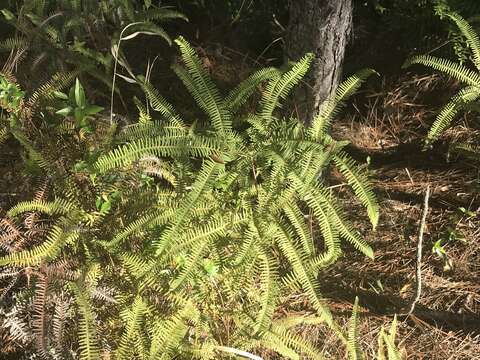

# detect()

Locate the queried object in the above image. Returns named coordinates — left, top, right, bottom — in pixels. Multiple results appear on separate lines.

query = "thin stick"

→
left=109, top=22, right=142, bottom=124
left=407, top=185, right=430, bottom=316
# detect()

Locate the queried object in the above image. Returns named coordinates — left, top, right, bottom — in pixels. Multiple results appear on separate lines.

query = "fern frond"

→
left=333, top=152, right=379, bottom=229
left=226, top=67, right=281, bottom=114
left=303, top=191, right=341, bottom=270
left=0, top=227, right=78, bottom=266
left=311, top=69, right=377, bottom=139
left=446, top=12, right=480, bottom=70
left=149, top=303, right=198, bottom=359
left=140, top=80, right=185, bottom=125
left=70, top=281, right=101, bottom=360
left=254, top=250, right=278, bottom=334
left=94, top=135, right=221, bottom=172
left=0, top=37, right=28, bottom=51
left=347, top=297, right=363, bottom=360
left=8, top=198, right=77, bottom=217
left=155, top=160, right=222, bottom=255
left=103, top=209, right=175, bottom=249
left=305, top=186, right=373, bottom=259
left=383, top=316, right=402, bottom=360
left=403, top=55, right=480, bottom=86
left=174, top=36, right=231, bottom=137
left=117, top=296, right=150, bottom=360
left=427, top=86, right=480, bottom=142
left=33, top=274, right=49, bottom=358
left=274, top=220, right=332, bottom=324
left=260, top=54, right=314, bottom=120
left=144, top=7, right=189, bottom=22
left=283, top=202, right=315, bottom=256
left=263, top=325, right=326, bottom=360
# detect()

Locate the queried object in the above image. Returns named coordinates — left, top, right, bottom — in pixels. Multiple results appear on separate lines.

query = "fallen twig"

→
left=407, top=185, right=430, bottom=316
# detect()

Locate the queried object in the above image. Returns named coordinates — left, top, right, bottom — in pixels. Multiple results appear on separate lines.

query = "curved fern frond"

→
left=311, top=69, right=377, bottom=140
left=403, top=55, right=480, bottom=86
left=303, top=192, right=341, bottom=270
left=140, top=80, right=185, bottom=125
left=117, top=296, right=150, bottom=360
left=0, top=227, right=78, bottom=266
left=254, top=250, right=278, bottom=334
left=274, top=220, right=332, bottom=324
left=8, top=198, right=77, bottom=218
left=260, top=53, right=314, bottom=120
left=427, top=86, right=480, bottom=142
left=306, top=187, right=373, bottom=259
left=155, top=160, right=222, bottom=255
left=103, top=209, right=175, bottom=249
left=226, top=67, right=281, bottom=114
left=333, top=152, right=379, bottom=229
left=283, top=202, right=315, bottom=256
left=174, top=36, right=231, bottom=137
left=445, top=12, right=480, bottom=70
left=263, top=325, right=326, bottom=360
left=94, top=135, right=221, bottom=173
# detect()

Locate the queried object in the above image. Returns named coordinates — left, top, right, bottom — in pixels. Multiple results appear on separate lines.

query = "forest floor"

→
left=318, top=72, right=480, bottom=359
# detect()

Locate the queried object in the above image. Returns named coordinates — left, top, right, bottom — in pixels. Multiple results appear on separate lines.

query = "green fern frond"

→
left=311, top=69, right=377, bottom=140
left=445, top=12, right=480, bottom=70
left=427, top=86, right=480, bottom=142
left=226, top=67, right=281, bottom=114
left=403, top=55, right=480, bottom=86
left=0, top=126, right=9, bottom=145
left=0, top=227, right=78, bottom=266
left=303, top=191, right=341, bottom=270
left=149, top=303, right=198, bottom=359
left=103, top=209, right=175, bottom=249
left=155, top=160, right=222, bottom=256
left=70, top=281, right=101, bottom=360
left=94, top=135, right=221, bottom=173
left=145, top=7, right=189, bottom=22
left=254, top=251, right=278, bottom=334
left=347, top=297, right=364, bottom=360
left=139, top=80, right=185, bottom=125
left=8, top=198, right=77, bottom=217
left=117, top=296, right=150, bottom=360
left=0, top=37, right=28, bottom=51
left=28, top=71, right=76, bottom=110
left=174, top=36, right=231, bottom=137
left=305, top=186, right=374, bottom=259
left=283, top=202, right=315, bottom=256
left=333, top=152, right=379, bottom=229
left=260, top=53, right=314, bottom=120
left=274, top=220, right=332, bottom=324
left=263, top=325, right=326, bottom=360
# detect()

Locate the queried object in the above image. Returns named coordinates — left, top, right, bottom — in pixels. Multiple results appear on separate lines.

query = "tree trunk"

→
left=286, top=0, right=353, bottom=123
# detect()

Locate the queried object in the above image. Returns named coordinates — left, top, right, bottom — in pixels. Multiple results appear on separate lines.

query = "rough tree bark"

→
left=286, top=0, right=353, bottom=122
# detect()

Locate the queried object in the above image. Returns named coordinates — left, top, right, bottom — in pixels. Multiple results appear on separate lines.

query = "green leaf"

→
left=75, top=78, right=86, bottom=108
left=54, top=91, right=69, bottom=100
left=84, top=105, right=103, bottom=116
left=100, top=200, right=111, bottom=213
left=56, top=107, right=73, bottom=116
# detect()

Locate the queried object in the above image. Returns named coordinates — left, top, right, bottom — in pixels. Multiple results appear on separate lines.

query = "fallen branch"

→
left=407, top=185, right=430, bottom=316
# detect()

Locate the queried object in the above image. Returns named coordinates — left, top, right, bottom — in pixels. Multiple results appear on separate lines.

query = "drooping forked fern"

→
left=1, top=36, right=380, bottom=359
left=404, top=9, right=480, bottom=145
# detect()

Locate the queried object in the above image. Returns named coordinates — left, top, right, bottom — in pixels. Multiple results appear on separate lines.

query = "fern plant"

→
left=1, top=36, right=379, bottom=359
left=0, top=0, right=186, bottom=94
left=404, top=9, right=480, bottom=146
